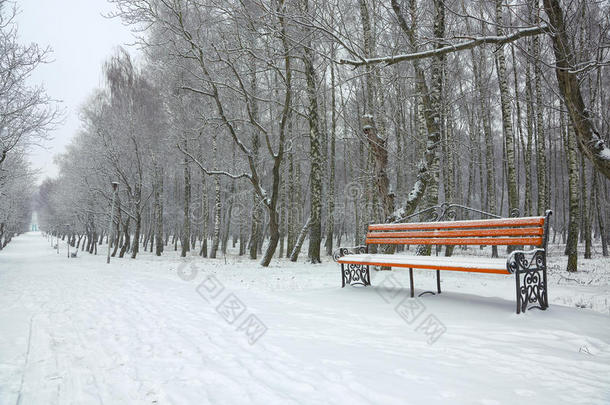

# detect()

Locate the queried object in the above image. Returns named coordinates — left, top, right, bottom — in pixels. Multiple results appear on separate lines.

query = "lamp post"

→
left=107, top=182, right=119, bottom=264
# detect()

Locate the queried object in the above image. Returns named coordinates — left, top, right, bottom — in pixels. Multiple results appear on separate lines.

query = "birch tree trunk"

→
left=195, top=156, right=207, bottom=256
left=131, top=199, right=141, bottom=259
left=286, top=153, right=296, bottom=255
left=495, top=0, right=518, bottom=218
left=524, top=50, right=535, bottom=216
left=532, top=11, right=547, bottom=215
left=386, top=0, right=443, bottom=222
left=421, top=0, right=444, bottom=216
left=593, top=171, right=608, bottom=256
left=290, top=217, right=311, bottom=262
left=582, top=158, right=591, bottom=259
left=565, top=122, right=579, bottom=272
left=221, top=147, right=236, bottom=255
left=303, top=0, right=322, bottom=264
left=324, top=57, right=336, bottom=257
left=248, top=50, right=261, bottom=261
left=181, top=139, right=190, bottom=257
left=210, top=132, right=221, bottom=259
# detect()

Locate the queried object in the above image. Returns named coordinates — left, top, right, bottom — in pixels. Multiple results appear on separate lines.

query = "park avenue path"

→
left=1, top=232, right=609, bottom=404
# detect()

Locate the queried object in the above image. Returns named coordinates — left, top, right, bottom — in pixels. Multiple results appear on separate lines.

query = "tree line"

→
left=33, top=0, right=609, bottom=271
left=0, top=1, right=59, bottom=249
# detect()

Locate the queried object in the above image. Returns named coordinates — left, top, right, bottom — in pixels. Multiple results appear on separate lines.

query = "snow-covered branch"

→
left=176, top=142, right=251, bottom=181
left=339, top=25, right=547, bottom=67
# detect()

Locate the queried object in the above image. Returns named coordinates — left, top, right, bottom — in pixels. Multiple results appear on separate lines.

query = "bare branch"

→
left=339, top=25, right=547, bottom=66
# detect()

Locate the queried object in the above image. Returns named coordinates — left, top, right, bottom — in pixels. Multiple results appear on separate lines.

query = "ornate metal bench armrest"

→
left=332, top=246, right=368, bottom=262
left=507, top=248, right=549, bottom=313
left=506, top=248, right=546, bottom=274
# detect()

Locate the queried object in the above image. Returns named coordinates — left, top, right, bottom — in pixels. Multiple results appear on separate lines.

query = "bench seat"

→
left=334, top=206, right=553, bottom=313
left=337, top=254, right=510, bottom=274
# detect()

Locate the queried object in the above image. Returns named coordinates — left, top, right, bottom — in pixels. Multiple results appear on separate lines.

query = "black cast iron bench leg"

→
left=409, top=268, right=414, bottom=297
left=436, top=270, right=441, bottom=294
left=414, top=269, right=442, bottom=297
left=341, top=263, right=371, bottom=287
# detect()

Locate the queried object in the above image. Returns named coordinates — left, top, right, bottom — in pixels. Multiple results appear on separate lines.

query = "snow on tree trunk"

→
left=290, top=217, right=311, bottom=262
left=210, top=132, right=221, bottom=259
left=582, top=157, right=592, bottom=259
left=495, top=0, right=519, bottom=221
left=593, top=171, right=608, bottom=257
left=418, top=0, right=444, bottom=257
left=565, top=122, right=579, bottom=272
left=524, top=48, right=535, bottom=217
left=303, top=0, right=322, bottom=264
left=325, top=56, right=337, bottom=257
left=533, top=26, right=548, bottom=216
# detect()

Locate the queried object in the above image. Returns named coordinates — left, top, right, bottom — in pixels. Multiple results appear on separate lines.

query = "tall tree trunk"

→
left=286, top=153, right=296, bottom=255
left=565, top=122, right=579, bottom=272
left=532, top=6, right=547, bottom=215
left=478, top=47, right=498, bottom=257
left=582, top=158, right=592, bottom=259
left=387, top=0, right=444, bottom=222
left=303, top=0, right=322, bottom=264
left=222, top=191, right=234, bottom=256
left=248, top=47, right=261, bottom=261
left=112, top=204, right=122, bottom=257
left=199, top=166, right=209, bottom=257
left=131, top=209, right=141, bottom=259
left=523, top=49, right=535, bottom=216
left=260, top=2, right=291, bottom=267
left=495, top=0, right=518, bottom=219
left=119, top=217, right=130, bottom=258
left=210, top=133, right=221, bottom=258
left=593, top=171, right=608, bottom=256
left=325, top=58, right=337, bottom=257
left=181, top=139, right=191, bottom=257
left=155, top=166, right=164, bottom=256
left=279, top=174, right=286, bottom=258
left=290, top=217, right=311, bottom=262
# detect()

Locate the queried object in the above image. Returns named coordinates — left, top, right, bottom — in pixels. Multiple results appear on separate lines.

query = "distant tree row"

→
left=0, top=1, right=58, bottom=249
left=37, top=0, right=608, bottom=271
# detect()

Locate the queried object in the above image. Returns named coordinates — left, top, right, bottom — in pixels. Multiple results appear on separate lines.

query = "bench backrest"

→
left=366, top=216, right=548, bottom=247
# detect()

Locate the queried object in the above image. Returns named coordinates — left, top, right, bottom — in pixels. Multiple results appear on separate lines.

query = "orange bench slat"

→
left=338, top=259, right=510, bottom=274
left=368, top=216, right=545, bottom=231
left=365, top=236, right=543, bottom=246
left=366, top=227, right=543, bottom=239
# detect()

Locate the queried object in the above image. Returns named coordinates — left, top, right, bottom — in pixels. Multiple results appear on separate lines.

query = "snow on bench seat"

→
left=337, top=253, right=510, bottom=274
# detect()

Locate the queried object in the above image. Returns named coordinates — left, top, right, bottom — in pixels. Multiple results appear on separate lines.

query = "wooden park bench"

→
left=333, top=204, right=552, bottom=314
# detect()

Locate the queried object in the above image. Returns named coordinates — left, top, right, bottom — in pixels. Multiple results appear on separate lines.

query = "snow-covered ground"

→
left=1, top=232, right=609, bottom=404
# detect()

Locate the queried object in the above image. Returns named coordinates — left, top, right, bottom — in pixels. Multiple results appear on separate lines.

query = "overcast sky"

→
left=17, top=0, right=136, bottom=183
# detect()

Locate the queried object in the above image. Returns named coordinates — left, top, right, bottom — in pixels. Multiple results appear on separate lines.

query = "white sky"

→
left=16, top=0, right=136, bottom=183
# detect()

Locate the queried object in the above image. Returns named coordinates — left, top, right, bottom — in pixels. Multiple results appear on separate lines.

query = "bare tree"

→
left=0, top=1, right=59, bottom=168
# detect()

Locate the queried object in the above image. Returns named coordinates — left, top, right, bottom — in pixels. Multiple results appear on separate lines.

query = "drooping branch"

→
left=339, top=25, right=547, bottom=66
left=176, top=142, right=251, bottom=181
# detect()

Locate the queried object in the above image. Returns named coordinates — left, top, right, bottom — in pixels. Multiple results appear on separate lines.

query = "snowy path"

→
left=1, top=233, right=609, bottom=404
